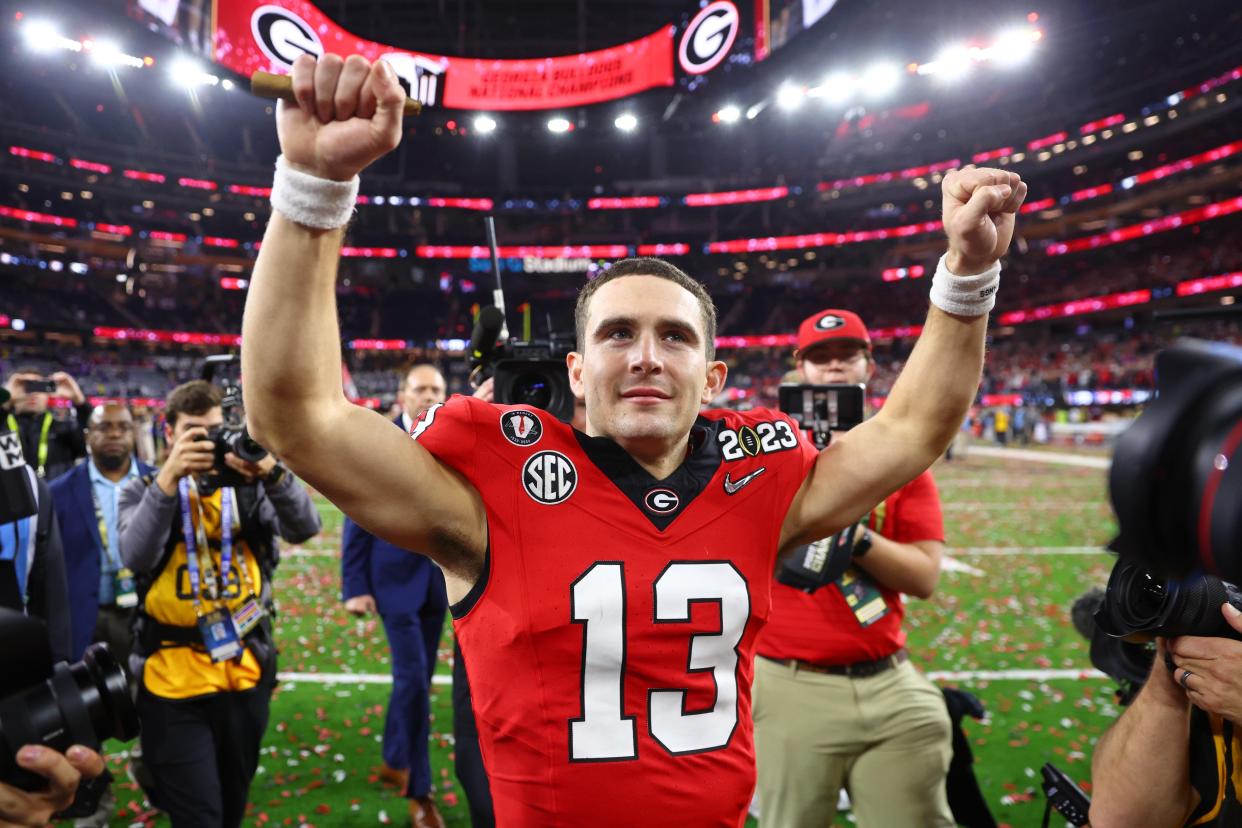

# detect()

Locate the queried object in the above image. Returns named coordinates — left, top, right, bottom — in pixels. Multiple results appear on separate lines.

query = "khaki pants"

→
left=754, top=655, right=954, bottom=828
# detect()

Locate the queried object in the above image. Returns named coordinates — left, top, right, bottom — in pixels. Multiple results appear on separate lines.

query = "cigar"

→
left=250, top=70, right=422, bottom=116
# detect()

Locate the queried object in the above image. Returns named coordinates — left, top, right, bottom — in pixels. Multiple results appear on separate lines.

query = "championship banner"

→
left=206, top=0, right=675, bottom=110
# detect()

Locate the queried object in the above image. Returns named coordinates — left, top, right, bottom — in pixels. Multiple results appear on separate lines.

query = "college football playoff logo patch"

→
left=815, top=314, right=845, bottom=331
left=522, top=451, right=577, bottom=505
left=643, top=488, right=680, bottom=514
left=501, top=410, right=543, bottom=446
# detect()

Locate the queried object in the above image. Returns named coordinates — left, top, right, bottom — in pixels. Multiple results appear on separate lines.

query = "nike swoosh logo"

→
left=723, top=467, right=766, bottom=495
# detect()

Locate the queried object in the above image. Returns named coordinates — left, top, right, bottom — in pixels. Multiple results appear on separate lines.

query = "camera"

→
left=469, top=305, right=576, bottom=423
left=0, top=609, right=139, bottom=792
left=200, top=354, right=269, bottom=490
left=1041, top=763, right=1091, bottom=826
left=22, top=379, right=57, bottom=395
left=778, top=383, right=867, bottom=450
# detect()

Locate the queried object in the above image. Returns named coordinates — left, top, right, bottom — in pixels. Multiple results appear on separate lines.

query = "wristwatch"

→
left=852, top=524, right=873, bottom=558
left=263, top=463, right=287, bottom=487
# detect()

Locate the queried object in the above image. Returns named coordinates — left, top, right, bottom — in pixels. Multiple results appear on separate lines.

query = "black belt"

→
left=760, top=648, right=908, bottom=679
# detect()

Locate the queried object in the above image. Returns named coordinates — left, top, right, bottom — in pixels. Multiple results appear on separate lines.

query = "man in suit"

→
left=50, top=403, right=153, bottom=663
left=341, top=364, right=449, bottom=828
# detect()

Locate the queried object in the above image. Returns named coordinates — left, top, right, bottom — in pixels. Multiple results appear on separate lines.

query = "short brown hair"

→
left=574, top=258, right=718, bottom=359
left=164, top=380, right=222, bottom=428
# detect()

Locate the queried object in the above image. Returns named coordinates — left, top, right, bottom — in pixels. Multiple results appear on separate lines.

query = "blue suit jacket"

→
left=49, top=458, right=155, bottom=659
left=341, top=417, right=446, bottom=617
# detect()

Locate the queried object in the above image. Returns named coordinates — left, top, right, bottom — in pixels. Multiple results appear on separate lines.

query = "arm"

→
left=241, top=54, right=484, bottom=587
left=854, top=537, right=943, bottom=600
left=27, top=479, right=71, bottom=663
left=258, top=472, right=322, bottom=545
left=118, top=476, right=177, bottom=574
left=53, top=372, right=90, bottom=460
left=1089, top=640, right=1197, bottom=828
left=780, top=166, right=1027, bottom=548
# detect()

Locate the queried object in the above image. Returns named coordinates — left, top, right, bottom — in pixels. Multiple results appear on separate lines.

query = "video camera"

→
left=774, top=383, right=869, bottom=591
left=200, top=354, right=269, bottom=491
left=469, top=305, right=576, bottom=423
left=1084, top=340, right=1242, bottom=697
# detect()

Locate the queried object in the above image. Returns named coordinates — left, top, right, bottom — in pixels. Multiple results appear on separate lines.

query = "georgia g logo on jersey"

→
left=501, top=410, right=543, bottom=447
left=522, top=451, right=577, bottom=505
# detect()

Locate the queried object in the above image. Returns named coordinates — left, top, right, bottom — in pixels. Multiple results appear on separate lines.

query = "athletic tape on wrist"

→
left=270, top=155, right=360, bottom=230
left=929, top=254, right=1001, bottom=317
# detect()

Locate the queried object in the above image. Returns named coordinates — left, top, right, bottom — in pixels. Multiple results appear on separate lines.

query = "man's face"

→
left=568, top=275, right=726, bottom=449
left=798, top=341, right=873, bottom=387
left=165, top=407, right=224, bottom=443
left=87, top=405, right=135, bottom=472
left=401, top=366, right=447, bottom=419
left=15, top=379, right=47, bottom=414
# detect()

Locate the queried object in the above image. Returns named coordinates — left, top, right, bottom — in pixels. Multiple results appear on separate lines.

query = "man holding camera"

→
left=753, top=310, right=953, bottom=827
left=341, top=363, right=449, bottom=828
left=117, top=379, right=320, bottom=827
left=3, top=369, right=91, bottom=480
left=1090, top=615, right=1242, bottom=827
left=0, top=744, right=105, bottom=827
left=240, top=54, right=1024, bottom=824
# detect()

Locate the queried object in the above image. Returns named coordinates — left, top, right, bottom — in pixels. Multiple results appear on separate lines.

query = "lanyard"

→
left=7, top=413, right=52, bottom=474
left=89, top=483, right=116, bottom=567
left=178, top=479, right=251, bottom=609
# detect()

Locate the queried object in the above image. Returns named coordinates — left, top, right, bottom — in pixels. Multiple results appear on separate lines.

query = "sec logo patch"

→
left=522, top=451, right=577, bottom=505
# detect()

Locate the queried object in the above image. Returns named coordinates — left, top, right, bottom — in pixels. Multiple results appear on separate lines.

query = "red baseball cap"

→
left=796, top=309, right=872, bottom=356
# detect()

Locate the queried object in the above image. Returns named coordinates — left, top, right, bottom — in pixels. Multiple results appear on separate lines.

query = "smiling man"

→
left=241, top=54, right=1026, bottom=826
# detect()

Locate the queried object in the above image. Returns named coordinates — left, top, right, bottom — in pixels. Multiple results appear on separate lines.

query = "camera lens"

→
left=1130, top=571, right=1166, bottom=618
left=511, top=372, right=553, bottom=410
left=0, top=642, right=138, bottom=791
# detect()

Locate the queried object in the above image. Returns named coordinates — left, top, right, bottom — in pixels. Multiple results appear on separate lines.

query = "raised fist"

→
left=941, top=165, right=1028, bottom=275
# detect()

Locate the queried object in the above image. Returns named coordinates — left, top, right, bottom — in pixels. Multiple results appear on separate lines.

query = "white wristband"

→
left=270, top=155, right=360, bottom=230
left=929, top=254, right=1001, bottom=317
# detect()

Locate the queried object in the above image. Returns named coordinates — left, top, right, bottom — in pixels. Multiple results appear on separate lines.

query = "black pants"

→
left=136, top=679, right=273, bottom=828
left=452, top=642, right=495, bottom=828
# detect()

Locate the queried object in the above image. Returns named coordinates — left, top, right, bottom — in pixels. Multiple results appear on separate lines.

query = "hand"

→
left=0, top=744, right=104, bottom=827
left=344, top=594, right=377, bottom=616
left=471, top=377, right=495, bottom=403
left=223, top=452, right=278, bottom=483
left=277, top=54, right=406, bottom=182
left=3, top=373, right=40, bottom=407
left=155, top=426, right=215, bottom=495
left=1145, top=637, right=1191, bottom=710
left=941, top=165, right=1028, bottom=275
left=1168, top=604, right=1242, bottom=722
left=50, top=372, right=86, bottom=405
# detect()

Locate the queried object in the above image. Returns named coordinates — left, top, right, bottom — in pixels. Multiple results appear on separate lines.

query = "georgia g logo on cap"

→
left=815, top=314, right=846, bottom=331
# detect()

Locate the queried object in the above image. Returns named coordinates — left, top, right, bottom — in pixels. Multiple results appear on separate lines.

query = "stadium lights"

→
left=776, top=83, right=805, bottom=111
left=87, top=40, right=144, bottom=70
left=928, top=44, right=974, bottom=81
left=808, top=72, right=853, bottom=105
left=473, top=114, right=497, bottom=134
left=547, top=116, right=573, bottom=133
left=991, top=28, right=1038, bottom=65
left=715, top=105, right=741, bottom=124
left=861, top=63, right=901, bottom=98
left=614, top=113, right=638, bottom=132
left=170, top=58, right=219, bottom=87
left=22, top=19, right=76, bottom=53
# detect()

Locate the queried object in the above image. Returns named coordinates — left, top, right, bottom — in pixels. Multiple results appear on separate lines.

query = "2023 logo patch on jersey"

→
left=717, top=419, right=799, bottom=462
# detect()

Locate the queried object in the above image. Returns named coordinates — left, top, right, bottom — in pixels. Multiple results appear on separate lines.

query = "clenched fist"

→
left=941, top=165, right=1028, bottom=275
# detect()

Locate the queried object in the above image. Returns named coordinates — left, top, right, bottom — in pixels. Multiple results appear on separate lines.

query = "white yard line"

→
left=951, top=546, right=1107, bottom=556
left=966, top=446, right=1112, bottom=469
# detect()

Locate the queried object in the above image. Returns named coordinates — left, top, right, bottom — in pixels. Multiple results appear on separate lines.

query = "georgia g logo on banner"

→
left=679, top=1, right=740, bottom=75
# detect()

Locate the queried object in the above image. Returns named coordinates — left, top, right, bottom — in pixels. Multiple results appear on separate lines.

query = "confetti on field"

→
left=104, top=454, right=1118, bottom=827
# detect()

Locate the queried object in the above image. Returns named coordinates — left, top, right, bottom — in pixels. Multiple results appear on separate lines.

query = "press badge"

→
left=113, top=568, right=138, bottom=609
left=198, top=608, right=243, bottom=662
left=231, top=596, right=264, bottom=637
left=834, top=567, right=890, bottom=628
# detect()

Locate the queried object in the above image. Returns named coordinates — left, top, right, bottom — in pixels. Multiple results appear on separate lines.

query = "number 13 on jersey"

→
left=569, top=561, right=750, bottom=761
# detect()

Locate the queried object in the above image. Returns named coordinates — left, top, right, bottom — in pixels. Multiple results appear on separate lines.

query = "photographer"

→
left=1090, top=614, right=1242, bottom=827
left=754, top=309, right=952, bottom=827
left=3, top=369, right=92, bottom=480
left=0, top=744, right=104, bottom=827
left=118, top=380, right=320, bottom=827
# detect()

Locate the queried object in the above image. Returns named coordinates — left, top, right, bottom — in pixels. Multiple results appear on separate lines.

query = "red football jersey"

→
left=413, top=395, right=817, bottom=826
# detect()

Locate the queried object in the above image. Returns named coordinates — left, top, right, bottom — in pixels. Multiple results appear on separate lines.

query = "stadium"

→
left=0, top=0, right=1240, bottom=825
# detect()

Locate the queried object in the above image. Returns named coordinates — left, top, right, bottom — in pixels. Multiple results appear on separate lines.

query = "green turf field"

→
left=102, top=448, right=1120, bottom=827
